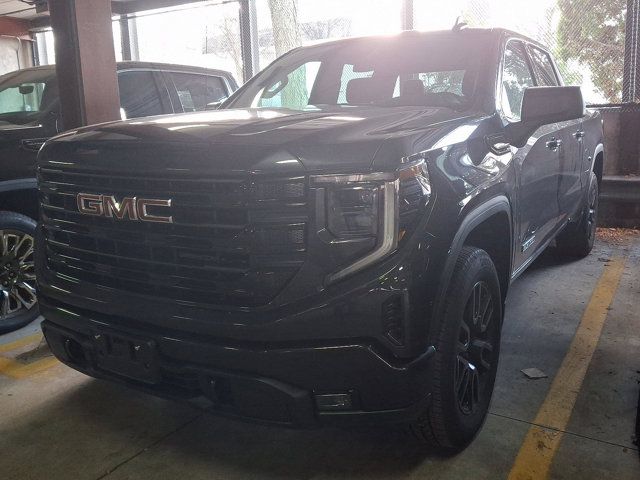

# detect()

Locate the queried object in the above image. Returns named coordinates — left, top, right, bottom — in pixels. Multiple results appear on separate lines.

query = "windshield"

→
left=0, top=69, right=58, bottom=127
left=227, top=33, right=492, bottom=112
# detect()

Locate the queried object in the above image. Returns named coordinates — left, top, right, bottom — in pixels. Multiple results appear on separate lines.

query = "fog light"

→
left=64, top=338, right=86, bottom=365
left=315, top=393, right=354, bottom=411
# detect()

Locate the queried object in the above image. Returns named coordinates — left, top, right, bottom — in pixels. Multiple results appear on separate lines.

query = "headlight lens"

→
left=313, top=157, right=431, bottom=284
left=326, top=184, right=380, bottom=239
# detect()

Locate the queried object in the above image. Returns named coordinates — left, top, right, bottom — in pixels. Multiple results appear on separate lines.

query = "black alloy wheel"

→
left=455, top=281, right=497, bottom=416
left=411, top=246, right=502, bottom=453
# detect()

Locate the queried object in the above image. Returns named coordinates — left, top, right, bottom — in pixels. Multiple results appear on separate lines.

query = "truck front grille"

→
left=39, top=167, right=308, bottom=308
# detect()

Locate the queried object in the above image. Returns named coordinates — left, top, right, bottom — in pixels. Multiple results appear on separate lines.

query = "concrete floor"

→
left=1, top=230, right=639, bottom=480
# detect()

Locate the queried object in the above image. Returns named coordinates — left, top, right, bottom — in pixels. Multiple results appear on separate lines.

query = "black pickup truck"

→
left=35, top=28, right=603, bottom=452
left=0, top=62, right=237, bottom=333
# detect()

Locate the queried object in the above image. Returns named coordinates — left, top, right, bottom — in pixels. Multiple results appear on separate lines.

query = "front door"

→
left=526, top=45, right=585, bottom=222
left=500, top=40, right=563, bottom=272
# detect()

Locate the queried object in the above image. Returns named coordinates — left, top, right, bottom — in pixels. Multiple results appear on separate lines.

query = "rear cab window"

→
left=168, top=72, right=229, bottom=112
left=117, top=70, right=167, bottom=119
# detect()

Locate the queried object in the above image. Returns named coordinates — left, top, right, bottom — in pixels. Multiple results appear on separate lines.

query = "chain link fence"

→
left=414, top=0, right=628, bottom=105
left=32, top=0, right=634, bottom=107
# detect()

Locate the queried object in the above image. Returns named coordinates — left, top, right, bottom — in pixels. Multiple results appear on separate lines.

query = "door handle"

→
left=574, top=130, right=585, bottom=139
left=546, top=138, right=563, bottom=151
left=20, top=138, right=48, bottom=152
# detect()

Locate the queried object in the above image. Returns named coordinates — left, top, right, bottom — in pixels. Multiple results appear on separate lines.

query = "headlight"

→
left=312, top=157, right=431, bottom=284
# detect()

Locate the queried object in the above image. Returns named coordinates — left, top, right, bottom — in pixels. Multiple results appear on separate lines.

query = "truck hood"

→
left=46, top=107, right=484, bottom=175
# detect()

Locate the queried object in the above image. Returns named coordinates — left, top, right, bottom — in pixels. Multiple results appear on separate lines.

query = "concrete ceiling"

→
left=0, top=0, right=48, bottom=20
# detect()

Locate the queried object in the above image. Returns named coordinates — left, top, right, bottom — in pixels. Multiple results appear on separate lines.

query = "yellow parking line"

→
left=507, top=258, right=626, bottom=480
left=0, top=332, right=43, bottom=353
left=0, top=355, right=59, bottom=379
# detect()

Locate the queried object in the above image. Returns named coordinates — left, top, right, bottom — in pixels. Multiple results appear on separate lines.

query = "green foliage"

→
left=557, top=0, right=626, bottom=102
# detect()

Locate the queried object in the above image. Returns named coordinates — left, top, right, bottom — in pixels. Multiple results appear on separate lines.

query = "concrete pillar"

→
left=48, top=0, right=121, bottom=129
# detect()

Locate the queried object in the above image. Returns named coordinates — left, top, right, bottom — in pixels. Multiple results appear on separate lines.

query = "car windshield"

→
left=0, top=69, right=58, bottom=127
left=227, top=33, right=492, bottom=112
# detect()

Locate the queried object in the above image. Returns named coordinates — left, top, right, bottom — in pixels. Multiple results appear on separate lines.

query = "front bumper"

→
left=41, top=298, right=435, bottom=427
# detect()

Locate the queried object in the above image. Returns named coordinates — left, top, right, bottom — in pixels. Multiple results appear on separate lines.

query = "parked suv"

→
left=0, top=62, right=238, bottom=333
left=36, top=29, right=603, bottom=452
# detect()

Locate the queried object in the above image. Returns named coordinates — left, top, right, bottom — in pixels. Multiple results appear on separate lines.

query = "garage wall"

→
left=0, top=17, right=33, bottom=76
left=0, top=36, right=32, bottom=75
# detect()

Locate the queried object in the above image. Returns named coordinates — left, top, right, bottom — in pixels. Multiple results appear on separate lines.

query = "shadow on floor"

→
left=524, top=245, right=586, bottom=273
left=1, top=377, right=436, bottom=479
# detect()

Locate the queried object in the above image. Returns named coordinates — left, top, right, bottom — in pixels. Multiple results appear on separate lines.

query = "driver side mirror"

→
left=506, top=86, right=585, bottom=148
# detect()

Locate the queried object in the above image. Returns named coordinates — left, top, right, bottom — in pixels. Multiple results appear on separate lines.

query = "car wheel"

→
left=556, top=171, right=598, bottom=258
left=0, top=211, right=39, bottom=335
left=411, top=246, right=502, bottom=453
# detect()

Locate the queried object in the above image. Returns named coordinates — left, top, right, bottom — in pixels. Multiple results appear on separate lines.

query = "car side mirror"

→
left=506, top=86, right=585, bottom=148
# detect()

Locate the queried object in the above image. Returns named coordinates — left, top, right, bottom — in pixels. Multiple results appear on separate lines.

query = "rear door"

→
left=501, top=40, right=562, bottom=273
left=163, top=71, right=231, bottom=112
left=527, top=45, right=584, bottom=221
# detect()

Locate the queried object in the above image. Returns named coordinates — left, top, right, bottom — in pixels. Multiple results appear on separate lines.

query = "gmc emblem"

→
left=76, top=193, right=173, bottom=224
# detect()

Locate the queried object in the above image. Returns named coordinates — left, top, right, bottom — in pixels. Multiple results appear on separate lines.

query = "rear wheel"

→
left=556, top=171, right=598, bottom=257
left=411, top=247, right=502, bottom=453
left=0, top=211, right=39, bottom=334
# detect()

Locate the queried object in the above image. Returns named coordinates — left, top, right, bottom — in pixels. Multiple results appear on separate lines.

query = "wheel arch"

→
left=592, top=144, right=604, bottom=187
left=431, top=196, right=513, bottom=337
left=0, top=179, right=39, bottom=221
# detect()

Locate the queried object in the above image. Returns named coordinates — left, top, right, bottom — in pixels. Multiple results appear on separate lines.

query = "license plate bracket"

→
left=92, top=330, right=161, bottom=384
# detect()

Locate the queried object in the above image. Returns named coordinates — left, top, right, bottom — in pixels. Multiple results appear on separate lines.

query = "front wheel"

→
left=0, top=211, right=39, bottom=334
left=411, top=247, right=502, bottom=453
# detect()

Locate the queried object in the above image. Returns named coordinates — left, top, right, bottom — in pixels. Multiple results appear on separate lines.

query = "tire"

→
left=0, top=211, right=39, bottom=334
left=556, top=171, right=598, bottom=257
left=411, top=247, right=502, bottom=453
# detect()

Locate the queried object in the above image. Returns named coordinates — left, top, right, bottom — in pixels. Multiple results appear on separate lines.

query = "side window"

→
left=169, top=73, right=228, bottom=112
left=501, top=41, right=535, bottom=121
left=529, top=47, right=560, bottom=87
left=117, top=71, right=165, bottom=119
left=258, top=61, right=321, bottom=110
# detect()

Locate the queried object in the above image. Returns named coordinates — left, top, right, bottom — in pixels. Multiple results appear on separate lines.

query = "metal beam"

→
left=112, top=0, right=214, bottom=15
left=49, top=0, right=121, bottom=129
left=119, top=14, right=140, bottom=62
left=623, top=0, right=640, bottom=103
left=119, top=14, right=132, bottom=61
left=401, top=0, right=413, bottom=31
left=239, top=0, right=258, bottom=81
